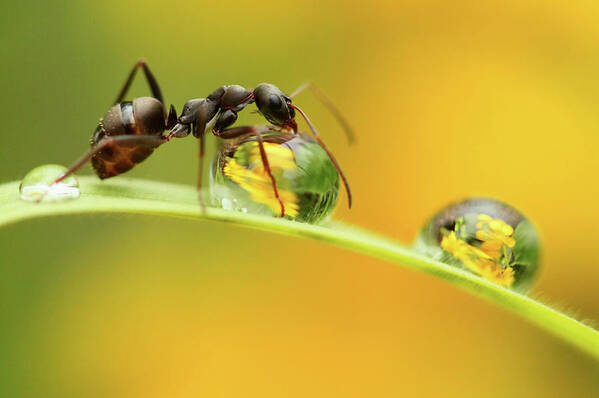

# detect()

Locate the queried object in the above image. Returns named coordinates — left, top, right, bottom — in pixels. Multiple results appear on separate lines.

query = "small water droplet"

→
left=210, top=132, right=339, bottom=223
left=414, top=198, right=540, bottom=292
left=221, top=198, right=233, bottom=210
left=19, top=164, right=80, bottom=203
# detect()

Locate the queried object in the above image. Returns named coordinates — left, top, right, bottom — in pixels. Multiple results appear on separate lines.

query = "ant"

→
left=49, top=60, right=354, bottom=216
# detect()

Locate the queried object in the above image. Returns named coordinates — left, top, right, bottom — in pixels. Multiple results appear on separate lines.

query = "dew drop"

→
left=19, top=164, right=80, bottom=203
left=414, top=198, right=540, bottom=292
left=209, top=132, right=339, bottom=223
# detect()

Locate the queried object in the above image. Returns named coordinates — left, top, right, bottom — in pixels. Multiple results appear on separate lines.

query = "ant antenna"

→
left=290, top=82, right=356, bottom=145
left=289, top=104, right=352, bottom=208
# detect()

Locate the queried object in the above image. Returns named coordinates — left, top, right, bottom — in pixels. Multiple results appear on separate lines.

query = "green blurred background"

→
left=1, top=0, right=599, bottom=396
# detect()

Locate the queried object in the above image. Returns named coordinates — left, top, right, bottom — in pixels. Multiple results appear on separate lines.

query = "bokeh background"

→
left=1, top=0, right=599, bottom=396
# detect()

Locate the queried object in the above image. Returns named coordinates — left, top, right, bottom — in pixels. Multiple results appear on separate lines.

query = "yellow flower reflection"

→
left=440, top=213, right=518, bottom=287
left=223, top=142, right=300, bottom=217
left=475, top=214, right=516, bottom=248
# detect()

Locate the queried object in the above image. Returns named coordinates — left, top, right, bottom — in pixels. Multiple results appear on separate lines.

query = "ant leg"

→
left=53, top=135, right=167, bottom=185
left=289, top=104, right=352, bottom=209
left=289, top=81, right=355, bottom=144
left=193, top=123, right=207, bottom=213
left=213, top=126, right=285, bottom=217
left=114, top=59, right=164, bottom=105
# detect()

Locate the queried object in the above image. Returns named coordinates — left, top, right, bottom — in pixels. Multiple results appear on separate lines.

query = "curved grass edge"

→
left=1, top=177, right=598, bottom=360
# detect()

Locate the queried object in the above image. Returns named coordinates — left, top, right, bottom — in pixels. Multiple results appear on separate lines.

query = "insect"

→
left=49, top=60, right=178, bottom=186
left=49, top=60, right=354, bottom=216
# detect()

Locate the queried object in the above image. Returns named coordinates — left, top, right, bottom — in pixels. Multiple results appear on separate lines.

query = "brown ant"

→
left=49, top=60, right=354, bottom=216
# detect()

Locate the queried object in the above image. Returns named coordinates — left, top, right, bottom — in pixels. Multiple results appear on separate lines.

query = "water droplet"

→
left=210, top=132, right=339, bottom=223
left=414, top=198, right=540, bottom=292
left=19, top=164, right=80, bottom=203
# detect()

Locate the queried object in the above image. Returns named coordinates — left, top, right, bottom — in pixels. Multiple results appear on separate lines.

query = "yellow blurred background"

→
left=1, top=0, right=599, bottom=396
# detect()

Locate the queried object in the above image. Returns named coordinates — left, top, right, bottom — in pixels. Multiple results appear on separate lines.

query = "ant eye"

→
left=254, top=85, right=294, bottom=125
left=268, top=94, right=283, bottom=110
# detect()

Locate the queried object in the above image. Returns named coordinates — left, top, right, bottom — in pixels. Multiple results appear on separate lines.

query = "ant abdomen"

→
left=132, top=97, right=167, bottom=134
left=91, top=96, right=166, bottom=179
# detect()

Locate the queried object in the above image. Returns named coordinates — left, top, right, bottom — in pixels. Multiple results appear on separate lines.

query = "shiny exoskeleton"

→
left=169, top=83, right=353, bottom=215
left=91, top=96, right=175, bottom=178
left=52, top=60, right=178, bottom=187
left=51, top=60, right=354, bottom=216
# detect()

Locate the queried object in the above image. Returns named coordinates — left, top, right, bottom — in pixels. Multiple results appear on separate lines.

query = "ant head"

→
left=253, top=83, right=296, bottom=131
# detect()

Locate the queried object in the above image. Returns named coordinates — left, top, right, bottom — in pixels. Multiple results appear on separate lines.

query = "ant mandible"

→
left=50, top=60, right=354, bottom=217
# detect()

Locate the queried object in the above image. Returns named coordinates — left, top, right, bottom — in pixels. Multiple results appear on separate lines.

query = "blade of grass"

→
left=1, top=177, right=598, bottom=359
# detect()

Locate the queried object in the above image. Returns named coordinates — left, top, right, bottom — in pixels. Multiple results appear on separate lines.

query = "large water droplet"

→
left=414, top=198, right=540, bottom=292
left=209, top=132, right=339, bottom=223
left=19, top=164, right=80, bottom=203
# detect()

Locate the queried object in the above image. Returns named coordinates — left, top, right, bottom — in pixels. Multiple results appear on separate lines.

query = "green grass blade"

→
left=1, top=177, right=598, bottom=359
